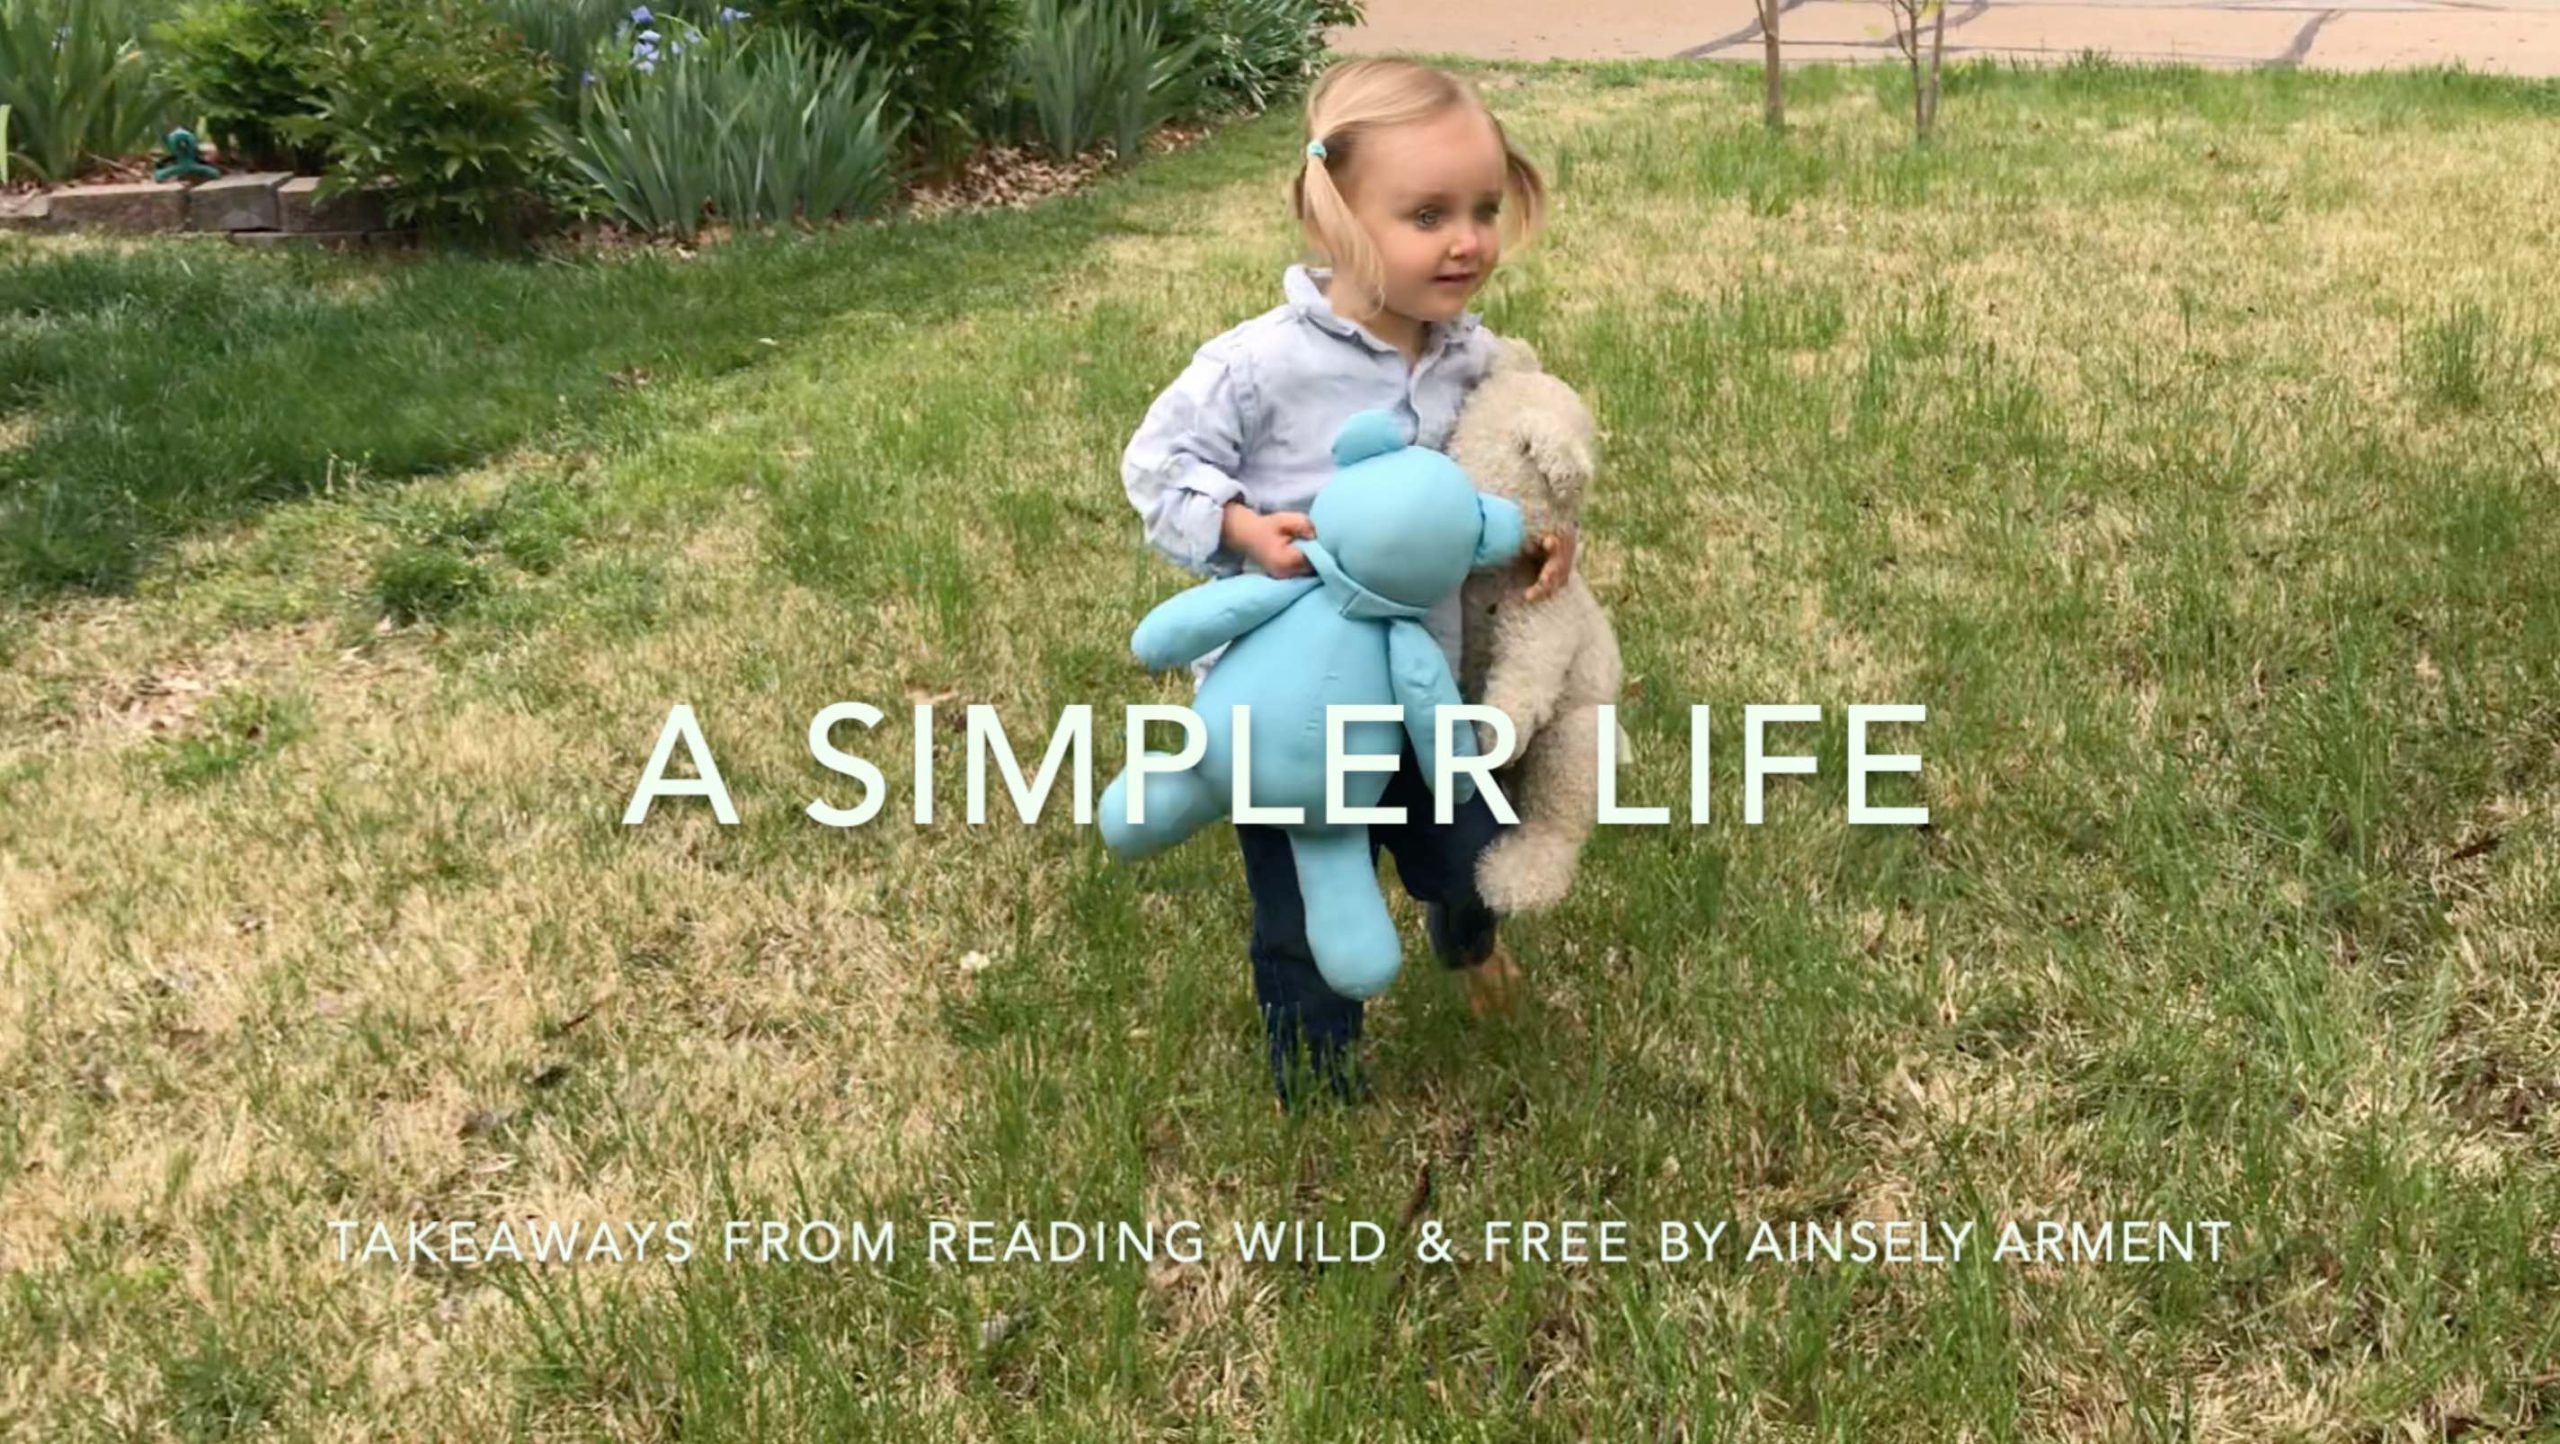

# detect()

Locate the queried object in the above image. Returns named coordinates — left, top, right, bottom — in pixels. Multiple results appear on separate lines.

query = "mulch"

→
left=899, top=124, right=1215, bottom=220
left=4, top=154, right=158, bottom=196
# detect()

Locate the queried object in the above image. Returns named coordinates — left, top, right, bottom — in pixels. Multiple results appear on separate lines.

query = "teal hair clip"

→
left=1305, top=139, right=1328, bottom=161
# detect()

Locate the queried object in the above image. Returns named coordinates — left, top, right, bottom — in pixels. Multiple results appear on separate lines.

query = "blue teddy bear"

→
left=1100, top=410, right=1526, bottom=1001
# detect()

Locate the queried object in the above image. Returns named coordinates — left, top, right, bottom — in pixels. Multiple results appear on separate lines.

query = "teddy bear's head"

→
left=1447, top=339, right=1598, bottom=542
left=1309, top=411, right=1522, bottom=611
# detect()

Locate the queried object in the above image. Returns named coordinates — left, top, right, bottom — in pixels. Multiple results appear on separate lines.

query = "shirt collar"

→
left=1284, top=264, right=1481, bottom=362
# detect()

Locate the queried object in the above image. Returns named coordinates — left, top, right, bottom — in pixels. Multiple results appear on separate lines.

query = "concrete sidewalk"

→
left=1334, top=0, right=2560, bottom=75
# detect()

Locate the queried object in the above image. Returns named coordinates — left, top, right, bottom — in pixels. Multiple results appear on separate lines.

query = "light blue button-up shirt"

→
left=1123, top=264, right=1508, bottom=680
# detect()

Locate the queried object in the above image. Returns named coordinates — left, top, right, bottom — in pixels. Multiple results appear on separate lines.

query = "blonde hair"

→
left=1291, top=58, right=1548, bottom=324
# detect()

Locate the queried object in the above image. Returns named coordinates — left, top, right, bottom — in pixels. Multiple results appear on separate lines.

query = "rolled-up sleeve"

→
left=1123, top=346, right=1252, bottom=576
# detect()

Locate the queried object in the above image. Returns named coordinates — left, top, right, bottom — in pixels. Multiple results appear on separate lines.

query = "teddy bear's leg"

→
left=1477, top=704, right=1602, bottom=914
left=1288, top=824, right=1404, bottom=1001
left=1099, top=766, right=1225, bottom=860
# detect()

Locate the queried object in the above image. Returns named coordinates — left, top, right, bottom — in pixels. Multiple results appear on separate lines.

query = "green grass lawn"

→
left=4, top=56, right=2559, bottom=1440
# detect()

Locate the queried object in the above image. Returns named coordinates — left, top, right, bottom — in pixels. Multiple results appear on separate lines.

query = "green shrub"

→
left=1162, top=0, right=1331, bottom=114
left=152, top=0, right=331, bottom=170
left=159, top=0, right=564, bottom=232
left=754, top=0, right=1018, bottom=159
left=485, top=0, right=737, bottom=107
left=287, top=0, right=564, bottom=238
left=487, top=0, right=627, bottom=103
left=0, top=0, right=171, bottom=180
left=1015, top=0, right=1195, bottom=164
left=574, top=4, right=745, bottom=88
left=559, top=19, right=900, bottom=239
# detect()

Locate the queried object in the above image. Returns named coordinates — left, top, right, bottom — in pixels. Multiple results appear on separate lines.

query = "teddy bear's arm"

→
left=1471, top=493, right=1527, bottom=572
left=1479, top=585, right=1600, bottom=754
left=1385, top=622, right=1478, bottom=810
left=1481, top=652, right=1560, bottom=756
left=1130, top=574, right=1318, bottom=671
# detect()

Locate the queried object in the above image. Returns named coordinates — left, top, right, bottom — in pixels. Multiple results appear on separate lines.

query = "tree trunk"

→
left=1908, top=15, right=1925, bottom=139
left=1920, top=0, right=1949, bottom=137
left=1761, top=0, right=1784, bottom=129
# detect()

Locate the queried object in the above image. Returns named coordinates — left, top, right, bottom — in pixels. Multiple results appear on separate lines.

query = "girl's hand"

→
left=1223, top=503, right=1316, bottom=578
left=1521, top=528, right=1578, bottom=603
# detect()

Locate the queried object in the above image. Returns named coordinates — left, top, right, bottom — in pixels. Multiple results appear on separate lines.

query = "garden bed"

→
left=2, top=0, right=1356, bottom=247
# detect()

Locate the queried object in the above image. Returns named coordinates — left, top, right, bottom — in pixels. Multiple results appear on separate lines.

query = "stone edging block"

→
left=47, top=182, right=193, bottom=234
left=0, top=193, right=52, bottom=231
left=190, top=173, right=291, bottom=232
left=278, top=177, right=386, bottom=234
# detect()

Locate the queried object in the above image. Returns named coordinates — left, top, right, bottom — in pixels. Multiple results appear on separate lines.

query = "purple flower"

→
left=717, top=6, right=748, bottom=21
left=634, top=55, right=656, bottom=72
left=580, top=68, right=596, bottom=85
left=629, top=5, right=652, bottom=22
left=638, top=27, right=661, bottom=42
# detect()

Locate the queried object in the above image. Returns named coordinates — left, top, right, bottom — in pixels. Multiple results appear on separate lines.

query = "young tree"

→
left=1883, top=0, right=1951, bottom=139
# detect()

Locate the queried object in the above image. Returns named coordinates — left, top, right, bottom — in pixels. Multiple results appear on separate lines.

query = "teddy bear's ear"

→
left=1489, top=336, right=1544, bottom=377
left=1524, top=418, right=1597, bottom=495
left=1332, top=409, right=1409, bottom=467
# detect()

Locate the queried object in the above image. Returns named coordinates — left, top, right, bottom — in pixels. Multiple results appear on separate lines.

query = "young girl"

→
left=1121, top=57, right=1576, bottom=1111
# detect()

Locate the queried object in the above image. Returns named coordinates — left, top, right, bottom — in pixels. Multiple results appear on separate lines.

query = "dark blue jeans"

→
left=1236, top=742, right=1507, bottom=1108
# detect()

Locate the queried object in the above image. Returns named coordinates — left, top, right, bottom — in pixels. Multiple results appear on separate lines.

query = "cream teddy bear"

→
left=1450, top=339, right=1624, bottom=914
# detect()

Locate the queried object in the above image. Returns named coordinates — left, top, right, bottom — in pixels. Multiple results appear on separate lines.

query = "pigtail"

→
left=1496, top=120, right=1549, bottom=254
left=1296, top=142, right=1388, bottom=322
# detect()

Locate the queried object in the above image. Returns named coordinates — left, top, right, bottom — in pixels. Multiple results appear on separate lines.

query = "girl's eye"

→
left=1476, top=202, right=1502, bottom=223
left=1414, top=207, right=1441, bottom=228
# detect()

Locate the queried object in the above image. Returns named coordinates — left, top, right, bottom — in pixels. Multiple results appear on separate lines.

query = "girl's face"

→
left=1342, top=105, right=1509, bottom=330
